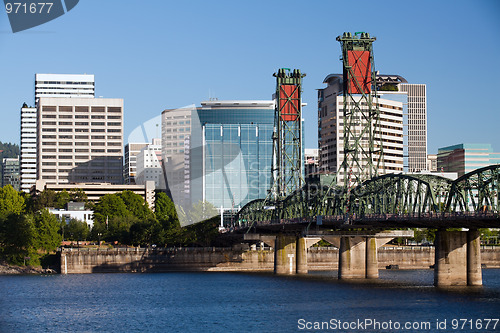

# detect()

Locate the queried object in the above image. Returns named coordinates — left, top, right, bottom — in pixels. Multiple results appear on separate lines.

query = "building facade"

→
left=123, top=142, right=148, bottom=184
left=37, top=97, right=123, bottom=185
left=135, top=139, right=165, bottom=189
left=190, top=101, right=274, bottom=212
left=20, top=104, right=37, bottom=192
left=304, top=148, right=319, bottom=177
left=437, top=143, right=500, bottom=177
left=2, top=157, right=20, bottom=190
left=35, top=73, right=95, bottom=104
left=318, top=74, right=404, bottom=183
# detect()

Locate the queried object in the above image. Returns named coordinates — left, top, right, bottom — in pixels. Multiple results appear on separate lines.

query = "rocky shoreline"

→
left=0, top=261, right=57, bottom=275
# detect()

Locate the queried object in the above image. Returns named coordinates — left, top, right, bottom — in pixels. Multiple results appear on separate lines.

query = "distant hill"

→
left=0, top=141, right=19, bottom=159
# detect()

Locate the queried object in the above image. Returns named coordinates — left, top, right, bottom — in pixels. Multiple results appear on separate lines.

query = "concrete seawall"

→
left=60, top=246, right=500, bottom=274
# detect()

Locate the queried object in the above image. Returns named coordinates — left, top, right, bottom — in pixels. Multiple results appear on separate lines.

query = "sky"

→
left=0, top=0, right=499, bottom=154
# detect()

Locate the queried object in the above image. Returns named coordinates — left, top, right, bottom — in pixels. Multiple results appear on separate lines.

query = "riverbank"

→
left=0, top=261, right=57, bottom=275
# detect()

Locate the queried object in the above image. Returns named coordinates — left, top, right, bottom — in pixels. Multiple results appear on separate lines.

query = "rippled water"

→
left=1, top=270, right=500, bottom=332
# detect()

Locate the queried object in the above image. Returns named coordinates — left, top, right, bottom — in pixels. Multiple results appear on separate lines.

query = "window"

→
left=75, top=122, right=89, bottom=126
left=108, top=107, right=121, bottom=113
left=91, top=135, right=105, bottom=139
left=75, top=106, right=89, bottom=113
left=91, top=122, right=105, bottom=126
left=59, top=128, right=73, bottom=132
left=91, top=129, right=105, bottom=132
left=91, top=107, right=105, bottom=113
left=91, top=115, right=105, bottom=119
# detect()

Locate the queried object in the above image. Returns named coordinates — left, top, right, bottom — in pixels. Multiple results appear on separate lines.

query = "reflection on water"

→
left=1, top=270, right=499, bottom=332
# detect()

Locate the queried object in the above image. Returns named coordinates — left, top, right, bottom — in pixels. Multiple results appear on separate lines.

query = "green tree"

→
left=93, top=194, right=130, bottom=224
left=65, top=219, right=90, bottom=243
left=129, top=217, right=164, bottom=246
left=30, top=189, right=57, bottom=212
left=0, top=185, right=25, bottom=216
left=155, top=192, right=179, bottom=230
left=187, top=200, right=218, bottom=225
left=34, top=209, right=62, bottom=253
left=54, top=190, right=70, bottom=209
left=118, top=190, right=152, bottom=219
left=0, top=213, right=37, bottom=265
left=69, top=189, right=88, bottom=203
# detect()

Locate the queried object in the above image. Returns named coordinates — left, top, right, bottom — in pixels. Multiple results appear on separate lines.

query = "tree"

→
left=0, top=185, right=25, bottom=216
left=155, top=192, right=179, bottom=230
left=187, top=200, right=218, bottom=225
left=34, top=209, right=62, bottom=253
left=65, top=219, right=90, bottom=242
left=93, top=194, right=130, bottom=225
left=129, top=217, right=164, bottom=246
left=0, top=213, right=37, bottom=265
left=69, top=189, right=88, bottom=203
left=118, top=190, right=152, bottom=220
left=30, top=189, right=57, bottom=212
left=54, top=190, right=70, bottom=209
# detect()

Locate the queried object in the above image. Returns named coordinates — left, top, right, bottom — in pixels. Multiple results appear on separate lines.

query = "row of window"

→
left=42, top=106, right=121, bottom=113
left=42, top=128, right=121, bottom=133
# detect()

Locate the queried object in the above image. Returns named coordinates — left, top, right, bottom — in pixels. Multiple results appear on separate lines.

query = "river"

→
left=1, top=269, right=500, bottom=332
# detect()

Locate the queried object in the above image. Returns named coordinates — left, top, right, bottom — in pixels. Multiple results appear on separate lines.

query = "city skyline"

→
left=0, top=0, right=499, bottom=154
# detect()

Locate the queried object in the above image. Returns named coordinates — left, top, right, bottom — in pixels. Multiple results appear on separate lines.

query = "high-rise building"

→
left=190, top=100, right=274, bottom=212
left=304, top=148, right=319, bottom=177
left=20, top=104, right=37, bottom=192
left=427, top=154, right=437, bottom=172
left=161, top=106, right=193, bottom=207
left=437, top=143, right=500, bottom=177
left=318, top=74, right=404, bottom=182
left=37, top=97, right=123, bottom=185
left=123, top=142, right=148, bottom=184
left=35, top=74, right=95, bottom=104
left=2, top=157, right=20, bottom=190
left=400, top=83, right=427, bottom=172
left=135, top=139, right=165, bottom=189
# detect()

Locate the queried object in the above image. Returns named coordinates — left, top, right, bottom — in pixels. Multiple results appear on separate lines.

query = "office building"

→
left=318, top=73, right=428, bottom=178
left=34, top=180, right=156, bottom=209
left=35, top=73, right=95, bottom=104
left=427, top=154, right=437, bottom=172
left=123, top=142, right=148, bottom=184
left=161, top=107, right=193, bottom=207
left=37, top=97, right=123, bottom=185
left=318, top=74, right=404, bottom=183
left=437, top=143, right=500, bottom=177
left=2, top=157, right=20, bottom=190
left=20, top=104, right=37, bottom=192
left=304, top=148, right=319, bottom=177
left=190, top=100, right=275, bottom=212
left=135, top=139, right=165, bottom=189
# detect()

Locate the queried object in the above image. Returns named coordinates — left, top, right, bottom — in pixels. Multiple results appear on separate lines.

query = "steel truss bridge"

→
left=236, top=164, right=500, bottom=231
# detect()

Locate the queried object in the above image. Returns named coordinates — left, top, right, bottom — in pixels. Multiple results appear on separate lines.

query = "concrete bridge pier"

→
left=434, top=230, right=482, bottom=286
left=274, top=234, right=297, bottom=274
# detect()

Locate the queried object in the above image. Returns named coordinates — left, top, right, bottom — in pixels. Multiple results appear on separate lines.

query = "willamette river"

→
left=1, top=269, right=500, bottom=332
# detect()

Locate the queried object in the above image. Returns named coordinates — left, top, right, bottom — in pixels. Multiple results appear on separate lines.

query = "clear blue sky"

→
left=1, top=0, right=499, bottom=154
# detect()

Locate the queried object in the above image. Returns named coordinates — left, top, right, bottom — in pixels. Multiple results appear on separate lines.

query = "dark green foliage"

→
left=64, top=218, right=90, bottom=241
left=155, top=192, right=179, bottom=230
left=118, top=190, right=152, bottom=220
left=379, top=83, right=398, bottom=91
left=0, top=141, right=20, bottom=159
left=0, top=185, right=25, bottom=216
left=34, top=209, right=62, bottom=253
left=0, top=213, right=37, bottom=265
left=129, top=217, right=164, bottom=246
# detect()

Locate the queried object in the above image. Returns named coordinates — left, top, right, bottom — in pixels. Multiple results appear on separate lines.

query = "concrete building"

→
left=318, top=74, right=404, bottom=183
left=35, top=73, right=95, bottom=104
left=123, top=142, right=148, bottom=184
left=33, top=180, right=156, bottom=209
left=49, top=202, right=94, bottom=227
left=2, top=157, right=20, bottom=190
left=20, top=104, right=37, bottom=192
left=190, top=100, right=275, bottom=212
left=135, top=139, right=165, bottom=189
left=304, top=148, right=319, bottom=177
left=437, top=143, right=500, bottom=177
left=161, top=107, right=193, bottom=207
left=37, top=97, right=123, bottom=185
left=318, top=74, right=428, bottom=177
left=427, top=154, right=437, bottom=172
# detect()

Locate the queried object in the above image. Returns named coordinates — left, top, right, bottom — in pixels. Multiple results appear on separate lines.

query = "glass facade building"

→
left=190, top=101, right=274, bottom=211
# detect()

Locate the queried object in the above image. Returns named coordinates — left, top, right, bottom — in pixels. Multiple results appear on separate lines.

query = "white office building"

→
left=37, top=97, right=123, bottom=185
left=35, top=73, right=95, bottom=104
left=124, top=142, right=149, bottom=184
left=318, top=75, right=404, bottom=183
left=135, top=138, right=165, bottom=189
left=20, top=104, right=37, bottom=192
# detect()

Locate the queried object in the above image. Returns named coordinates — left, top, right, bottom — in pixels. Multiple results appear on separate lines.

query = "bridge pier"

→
left=274, top=234, right=296, bottom=274
left=434, top=230, right=482, bottom=287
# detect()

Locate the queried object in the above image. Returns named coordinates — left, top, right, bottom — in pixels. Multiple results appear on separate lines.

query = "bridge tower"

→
left=336, top=32, right=384, bottom=191
left=268, top=68, right=306, bottom=201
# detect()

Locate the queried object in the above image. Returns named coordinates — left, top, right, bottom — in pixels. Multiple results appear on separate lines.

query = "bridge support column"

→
left=434, top=230, right=482, bottom=287
left=339, top=236, right=366, bottom=279
left=365, top=237, right=378, bottom=279
left=274, top=234, right=296, bottom=275
left=467, top=230, right=482, bottom=286
left=296, top=237, right=308, bottom=274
